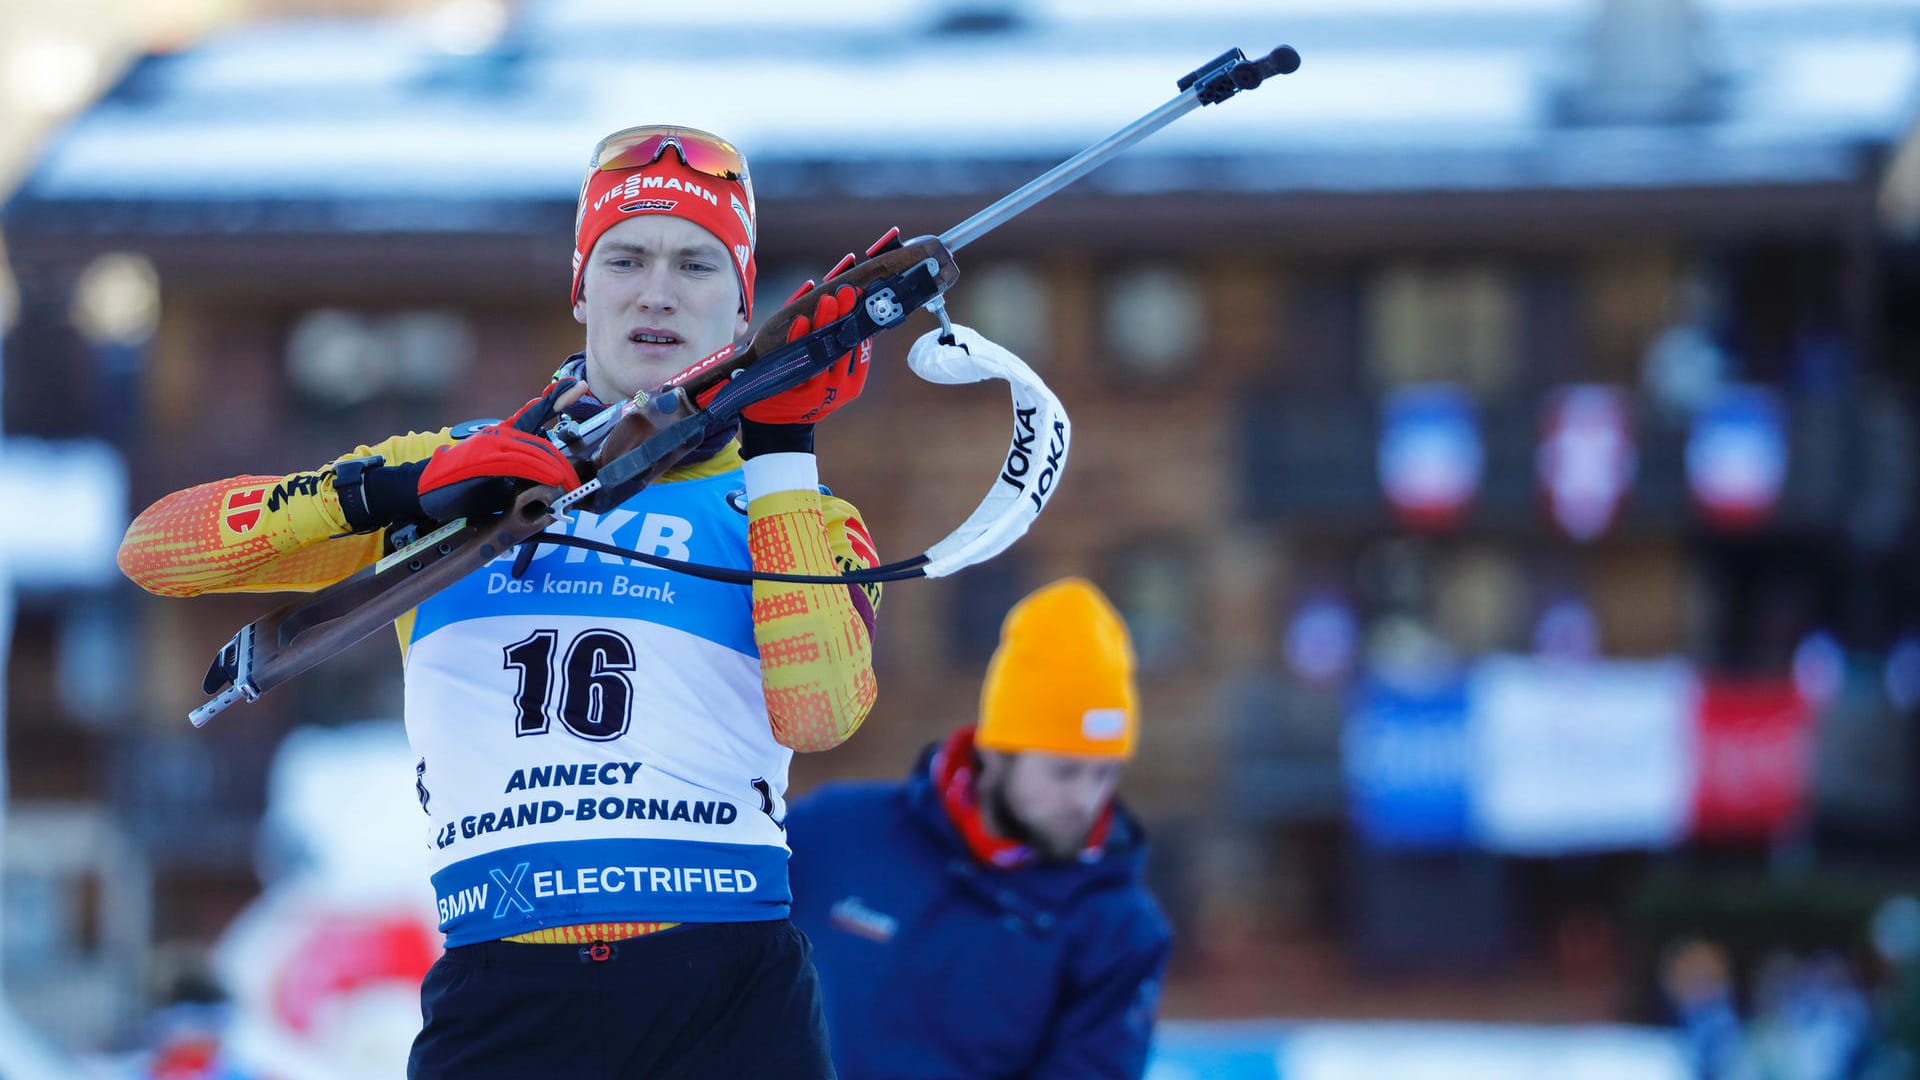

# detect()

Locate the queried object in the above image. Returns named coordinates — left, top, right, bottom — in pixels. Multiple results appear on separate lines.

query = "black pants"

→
left=408, top=920, right=835, bottom=1079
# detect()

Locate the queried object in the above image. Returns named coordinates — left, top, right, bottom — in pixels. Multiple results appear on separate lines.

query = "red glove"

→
left=416, top=382, right=583, bottom=518
left=701, top=281, right=873, bottom=425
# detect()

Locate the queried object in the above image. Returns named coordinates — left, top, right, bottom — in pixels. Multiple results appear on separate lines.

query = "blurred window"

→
left=1110, top=543, right=1198, bottom=673
left=285, top=309, right=472, bottom=408
left=56, top=597, right=136, bottom=725
left=1099, top=263, right=1204, bottom=378
left=1364, top=261, right=1518, bottom=394
left=1589, top=540, right=1689, bottom=656
left=1586, top=247, right=1682, bottom=380
left=1432, top=545, right=1526, bottom=656
left=964, top=262, right=1050, bottom=365
left=1284, top=267, right=1363, bottom=392
left=944, top=552, right=1030, bottom=667
left=3, top=807, right=149, bottom=1048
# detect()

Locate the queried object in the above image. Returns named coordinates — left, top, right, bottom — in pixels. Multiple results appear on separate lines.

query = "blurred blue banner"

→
left=1343, top=675, right=1471, bottom=850
left=1146, top=1020, right=1689, bottom=1080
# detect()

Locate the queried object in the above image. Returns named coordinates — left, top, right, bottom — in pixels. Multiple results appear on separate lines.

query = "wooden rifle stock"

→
left=190, top=487, right=560, bottom=726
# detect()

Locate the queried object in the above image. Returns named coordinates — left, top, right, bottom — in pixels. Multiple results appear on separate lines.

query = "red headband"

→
left=571, top=156, right=758, bottom=318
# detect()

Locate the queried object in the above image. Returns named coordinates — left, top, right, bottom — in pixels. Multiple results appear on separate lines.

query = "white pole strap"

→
left=906, top=324, right=1071, bottom=578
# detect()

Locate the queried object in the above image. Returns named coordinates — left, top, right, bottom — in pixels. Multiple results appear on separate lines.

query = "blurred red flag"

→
left=271, top=913, right=440, bottom=1033
left=1691, top=679, right=1812, bottom=840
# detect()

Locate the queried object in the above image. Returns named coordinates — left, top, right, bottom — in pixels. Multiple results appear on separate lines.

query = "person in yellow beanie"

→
left=786, top=577, right=1172, bottom=1080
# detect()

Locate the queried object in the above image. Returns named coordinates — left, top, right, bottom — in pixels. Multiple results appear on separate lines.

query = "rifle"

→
left=190, top=45, right=1300, bottom=727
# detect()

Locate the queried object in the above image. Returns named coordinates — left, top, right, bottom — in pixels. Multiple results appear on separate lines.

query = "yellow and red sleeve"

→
left=744, top=462, right=881, bottom=753
left=117, top=430, right=456, bottom=597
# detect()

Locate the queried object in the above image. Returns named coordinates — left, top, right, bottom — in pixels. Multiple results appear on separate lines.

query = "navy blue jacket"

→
left=787, top=748, right=1172, bottom=1080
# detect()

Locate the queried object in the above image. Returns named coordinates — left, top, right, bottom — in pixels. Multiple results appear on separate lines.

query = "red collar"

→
left=932, top=726, right=1112, bottom=869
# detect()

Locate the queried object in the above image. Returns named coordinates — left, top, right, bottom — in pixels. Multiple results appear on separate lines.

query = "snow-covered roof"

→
left=8, top=0, right=1920, bottom=228
left=0, top=438, right=127, bottom=588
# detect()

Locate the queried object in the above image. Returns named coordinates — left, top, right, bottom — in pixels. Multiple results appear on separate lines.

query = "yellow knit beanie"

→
left=976, top=577, right=1138, bottom=759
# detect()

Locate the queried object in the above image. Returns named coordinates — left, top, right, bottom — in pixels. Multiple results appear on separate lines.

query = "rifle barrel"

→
left=939, top=90, right=1199, bottom=253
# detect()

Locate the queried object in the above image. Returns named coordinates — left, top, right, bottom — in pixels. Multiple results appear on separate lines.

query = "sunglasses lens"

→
left=672, top=135, right=745, bottom=178
left=588, top=125, right=757, bottom=233
left=593, top=127, right=746, bottom=179
left=592, top=132, right=665, bottom=172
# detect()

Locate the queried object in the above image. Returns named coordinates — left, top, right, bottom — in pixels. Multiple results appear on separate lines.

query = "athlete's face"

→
left=573, top=214, right=749, bottom=402
left=977, top=750, right=1124, bottom=860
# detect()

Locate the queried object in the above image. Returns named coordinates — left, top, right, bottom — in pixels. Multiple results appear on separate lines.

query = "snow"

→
left=10, top=0, right=1920, bottom=209
left=0, top=439, right=127, bottom=588
left=1737, top=39, right=1920, bottom=130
